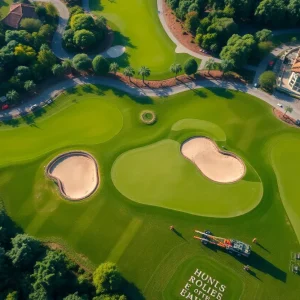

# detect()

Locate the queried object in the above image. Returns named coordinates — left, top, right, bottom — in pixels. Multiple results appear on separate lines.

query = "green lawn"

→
left=1, top=85, right=300, bottom=299
left=90, top=0, right=197, bottom=79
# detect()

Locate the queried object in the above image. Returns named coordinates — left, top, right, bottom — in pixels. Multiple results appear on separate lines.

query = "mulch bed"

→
left=273, top=108, right=299, bottom=127
left=162, top=0, right=208, bottom=56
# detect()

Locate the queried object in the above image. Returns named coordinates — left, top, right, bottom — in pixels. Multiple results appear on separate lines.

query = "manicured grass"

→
left=90, top=0, right=196, bottom=79
left=112, top=139, right=262, bottom=217
left=1, top=85, right=300, bottom=299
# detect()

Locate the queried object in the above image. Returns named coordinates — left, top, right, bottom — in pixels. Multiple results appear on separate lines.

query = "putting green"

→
left=271, top=133, right=300, bottom=242
left=0, top=95, right=123, bottom=166
left=90, top=0, right=194, bottom=79
left=112, top=138, right=262, bottom=217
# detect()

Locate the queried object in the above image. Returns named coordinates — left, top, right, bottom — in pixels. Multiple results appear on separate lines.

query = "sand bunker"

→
left=47, top=151, right=99, bottom=200
left=105, top=45, right=126, bottom=58
left=181, top=137, right=245, bottom=183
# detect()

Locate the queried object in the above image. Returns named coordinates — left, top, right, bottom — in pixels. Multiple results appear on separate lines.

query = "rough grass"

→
left=0, top=85, right=300, bottom=299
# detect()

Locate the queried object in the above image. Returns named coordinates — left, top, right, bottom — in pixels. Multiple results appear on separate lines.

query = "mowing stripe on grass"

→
left=106, top=217, right=143, bottom=263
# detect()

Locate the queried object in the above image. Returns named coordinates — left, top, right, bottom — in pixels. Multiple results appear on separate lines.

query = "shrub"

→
left=92, top=55, right=110, bottom=75
left=70, top=14, right=95, bottom=31
left=184, top=58, right=198, bottom=76
left=20, top=18, right=42, bottom=33
left=73, top=29, right=96, bottom=49
left=52, top=64, right=65, bottom=77
left=73, top=53, right=92, bottom=71
left=258, top=71, right=276, bottom=91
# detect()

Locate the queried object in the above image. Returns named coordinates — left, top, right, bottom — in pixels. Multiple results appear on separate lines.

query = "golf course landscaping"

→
left=89, top=0, right=195, bottom=79
left=1, top=84, right=300, bottom=299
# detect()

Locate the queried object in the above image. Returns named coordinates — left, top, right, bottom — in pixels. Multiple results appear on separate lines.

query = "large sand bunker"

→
left=181, top=137, right=245, bottom=183
left=47, top=151, right=99, bottom=200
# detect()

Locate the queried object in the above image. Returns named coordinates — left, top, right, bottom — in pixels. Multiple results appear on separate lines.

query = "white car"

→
left=277, top=103, right=283, bottom=108
left=30, top=104, right=38, bottom=111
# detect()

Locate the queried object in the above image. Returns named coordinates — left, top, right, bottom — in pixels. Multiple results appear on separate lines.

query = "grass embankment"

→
left=0, top=85, right=300, bottom=299
left=89, top=0, right=196, bottom=79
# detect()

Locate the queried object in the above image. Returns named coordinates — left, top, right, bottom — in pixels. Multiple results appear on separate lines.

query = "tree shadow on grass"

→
left=2, top=117, right=20, bottom=128
left=113, top=31, right=137, bottom=50
left=124, top=280, right=145, bottom=300
left=173, top=228, right=187, bottom=242
left=208, top=87, right=235, bottom=99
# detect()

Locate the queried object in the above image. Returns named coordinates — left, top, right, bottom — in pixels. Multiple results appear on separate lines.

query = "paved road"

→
left=1, top=76, right=300, bottom=121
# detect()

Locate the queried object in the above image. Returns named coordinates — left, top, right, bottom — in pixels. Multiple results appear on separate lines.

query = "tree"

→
left=14, top=66, right=31, bottom=81
left=220, top=59, right=234, bottom=77
left=224, top=0, right=255, bottom=19
left=109, top=62, right=119, bottom=75
left=73, top=53, right=92, bottom=71
left=31, top=250, right=67, bottom=294
left=287, top=0, right=300, bottom=26
left=7, top=234, right=41, bottom=269
left=5, top=291, right=18, bottom=300
left=93, top=262, right=124, bottom=295
left=284, top=105, right=293, bottom=117
left=0, top=247, right=10, bottom=290
left=5, top=30, right=32, bottom=44
left=52, top=64, right=65, bottom=77
left=62, top=59, right=73, bottom=73
left=63, top=292, right=84, bottom=300
left=73, top=29, right=96, bottom=49
left=258, top=71, right=276, bottom=91
left=24, top=80, right=36, bottom=93
left=170, top=63, right=182, bottom=78
left=255, top=0, right=286, bottom=27
left=184, top=58, right=198, bottom=76
left=204, top=58, right=215, bottom=75
left=6, top=90, right=19, bottom=103
left=92, top=55, right=110, bottom=75
left=20, top=18, right=42, bottom=33
left=37, top=49, right=56, bottom=69
left=70, top=14, right=95, bottom=31
left=123, top=66, right=135, bottom=81
left=220, top=34, right=256, bottom=68
left=184, top=11, right=200, bottom=34
left=138, top=66, right=151, bottom=83
left=38, top=24, right=54, bottom=40
left=255, top=29, right=272, bottom=42
left=14, top=44, right=36, bottom=64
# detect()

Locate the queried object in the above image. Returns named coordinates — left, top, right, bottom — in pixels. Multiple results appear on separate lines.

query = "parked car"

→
left=277, top=103, right=283, bottom=108
left=30, top=104, right=38, bottom=111
left=1, top=104, right=9, bottom=110
left=254, top=83, right=259, bottom=88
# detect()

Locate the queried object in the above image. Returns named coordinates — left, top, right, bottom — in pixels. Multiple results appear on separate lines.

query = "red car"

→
left=2, top=104, right=9, bottom=110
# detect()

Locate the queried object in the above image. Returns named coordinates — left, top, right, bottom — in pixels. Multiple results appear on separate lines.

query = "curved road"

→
left=1, top=76, right=300, bottom=121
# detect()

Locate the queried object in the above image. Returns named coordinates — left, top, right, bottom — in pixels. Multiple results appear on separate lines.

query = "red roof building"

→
left=2, top=3, right=38, bottom=29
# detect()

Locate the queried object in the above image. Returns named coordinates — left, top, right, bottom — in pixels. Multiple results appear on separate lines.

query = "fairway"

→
left=89, top=0, right=194, bottom=79
left=1, top=85, right=300, bottom=299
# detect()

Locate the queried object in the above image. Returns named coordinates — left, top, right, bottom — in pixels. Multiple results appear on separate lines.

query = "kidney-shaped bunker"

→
left=47, top=151, right=99, bottom=200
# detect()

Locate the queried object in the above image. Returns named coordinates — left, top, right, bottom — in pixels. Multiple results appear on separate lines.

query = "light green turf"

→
left=89, top=0, right=198, bottom=79
left=0, top=95, right=123, bottom=166
left=271, top=134, right=300, bottom=242
left=1, top=86, right=300, bottom=299
left=112, top=139, right=262, bottom=217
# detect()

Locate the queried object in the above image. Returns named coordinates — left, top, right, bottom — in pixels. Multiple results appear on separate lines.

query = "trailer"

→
left=194, top=230, right=251, bottom=257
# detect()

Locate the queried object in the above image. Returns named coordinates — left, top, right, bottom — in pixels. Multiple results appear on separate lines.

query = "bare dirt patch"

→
left=181, top=137, right=245, bottom=183
left=47, top=151, right=99, bottom=200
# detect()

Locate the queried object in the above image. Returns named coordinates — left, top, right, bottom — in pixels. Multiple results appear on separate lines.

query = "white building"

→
left=288, top=49, right=300, bottom=92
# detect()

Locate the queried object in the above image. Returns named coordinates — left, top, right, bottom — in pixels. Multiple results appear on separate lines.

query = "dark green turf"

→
left=1, top=85, right=300, bottom=299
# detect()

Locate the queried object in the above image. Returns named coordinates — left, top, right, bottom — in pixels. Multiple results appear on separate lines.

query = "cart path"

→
left=1, top=76, right=299, bottom=121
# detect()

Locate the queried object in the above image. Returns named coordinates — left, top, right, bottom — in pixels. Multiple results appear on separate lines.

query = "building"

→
left=2, top=3, right=38, bottom=29
left=288, top=49, right=300, bottom=92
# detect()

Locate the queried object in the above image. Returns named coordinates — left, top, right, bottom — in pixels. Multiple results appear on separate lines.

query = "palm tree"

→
left=220, top=59, right=234, bottom=78
left=284, top=105, right=293, bottom=117
left=109, top=62, right=119, bottom=75
left=24, top=80, right=36, bottom=93
left=204, top=58, right=215, bottom=75
left=138, top=66, right=151, bottom=83
left=170, top=63, right=182, bottom=78
left=123, top=66, right=135, bottom=81
left=6, top=90, right=19, bottom=104
left=62, top=59, right=73, bottom=74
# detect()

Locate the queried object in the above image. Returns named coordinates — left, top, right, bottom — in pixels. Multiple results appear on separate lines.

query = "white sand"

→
left=181, top=137, right=245, bottom=183
left=105, top=45, right=126, bottom=58
left=48, top=153, right=99, bottom=200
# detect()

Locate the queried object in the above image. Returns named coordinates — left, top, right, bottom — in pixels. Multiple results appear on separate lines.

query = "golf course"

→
left=0, top=84, right=300, bottom=299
